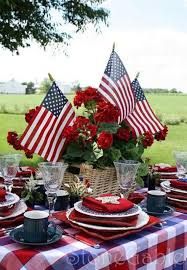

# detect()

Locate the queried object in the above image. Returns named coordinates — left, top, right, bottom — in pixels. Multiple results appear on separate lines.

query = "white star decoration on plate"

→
left=96, top=196, right=120, bottom=204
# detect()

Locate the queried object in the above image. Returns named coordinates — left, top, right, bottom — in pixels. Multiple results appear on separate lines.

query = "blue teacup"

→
left=24, top=210, right=56, bottom=243
left=147, top=190, right=166, bottom=214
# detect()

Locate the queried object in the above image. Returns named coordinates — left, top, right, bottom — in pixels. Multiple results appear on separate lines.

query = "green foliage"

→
left=0, top=0, right=109, bottom=53
left=1, top=93, right=187, bottom=166
left=98, top=122, right=120, bottom=134
left=38, top=78, right=51, bottom=94
left=25, top=82, right=36, bottom=95
left=164, top=118, right=181, bottom=125
left=21, top=175, right=44, bottom=204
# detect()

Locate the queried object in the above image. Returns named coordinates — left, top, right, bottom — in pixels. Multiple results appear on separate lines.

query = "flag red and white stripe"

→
left=20, top=82, right=75, bottom=162
left=125, top=78, right=164, bottom=136
left=98, top=50, right=135, bottom=122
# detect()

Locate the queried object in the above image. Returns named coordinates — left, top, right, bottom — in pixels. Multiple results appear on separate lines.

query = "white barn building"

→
left=0, top=80, right=26, bottom=94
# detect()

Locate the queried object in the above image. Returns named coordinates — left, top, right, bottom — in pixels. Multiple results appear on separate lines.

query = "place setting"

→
left=53, top=160, right=161, bottom=242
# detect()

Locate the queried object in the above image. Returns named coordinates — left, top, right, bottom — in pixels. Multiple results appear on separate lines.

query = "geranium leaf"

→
left=110, top=147, right=122, bottom=161
left=98, top=122, right=120, bottom=134
left=66, top=143, right=83, bottom=158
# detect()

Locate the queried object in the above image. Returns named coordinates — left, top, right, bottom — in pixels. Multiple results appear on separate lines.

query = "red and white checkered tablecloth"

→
left=0, top=211, right=186, bottom=270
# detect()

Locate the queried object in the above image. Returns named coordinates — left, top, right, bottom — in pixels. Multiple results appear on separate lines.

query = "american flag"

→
left=125, top=78, right=164, bottom=136
left=20, top=82, right=75, bottom=162
left=98, top=50, right=135, bottom=122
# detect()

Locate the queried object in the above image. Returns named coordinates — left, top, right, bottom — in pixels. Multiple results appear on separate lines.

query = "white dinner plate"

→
left=74, top=201, right=141, bottom=218
left=0, top=200, right=27, bottom=220
left=161, top=181, right=187, bottom=194
left=66, top=209, right=149, bottom=231
left=167, top=196, right=187, bottom=203
left=158, top=172, right=177, bottom=175
left=0, top=193, right=20, bottom=208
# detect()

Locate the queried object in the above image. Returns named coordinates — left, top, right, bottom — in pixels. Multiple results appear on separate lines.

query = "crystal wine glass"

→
left=0, top=154, right=22, bottom=192
left=114, top=160, right=140, bottom=198
left=173, top=151, right=187, bottom=179
left=39, top=162, right=68, bottom=216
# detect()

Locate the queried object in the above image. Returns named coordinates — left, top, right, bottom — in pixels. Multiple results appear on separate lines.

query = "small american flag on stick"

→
left=20, top=82, right=75, bottom=162
left=98, top=48, right=135, bottom=122
left=125, top=78, right=164, bottom=136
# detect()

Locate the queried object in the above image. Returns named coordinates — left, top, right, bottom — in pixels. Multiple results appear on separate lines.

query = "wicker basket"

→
left=63, top=163, right=119, bottom=197
left=81, top=164, right=119, bottom=197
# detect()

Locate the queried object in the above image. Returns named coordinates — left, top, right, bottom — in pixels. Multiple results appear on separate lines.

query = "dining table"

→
left=0, top=203, right=186, bottom=270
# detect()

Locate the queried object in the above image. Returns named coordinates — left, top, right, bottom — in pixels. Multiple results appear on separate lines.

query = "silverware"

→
left=58, top=226, right=100, bottom=249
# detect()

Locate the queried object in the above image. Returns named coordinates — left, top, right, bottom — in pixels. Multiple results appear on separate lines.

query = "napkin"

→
left=154, top=166, right=177, bottom=173
left=0, top=189, right=6, bottom=202
left=170, top=180, right=187, bottom=191
left=0, top=214, right=24, bottom=228
left=167, top=192, right=187, bottom=200
left=16, top=167, right=36, bottom=177
left=128, top=192, right=145, bottom=204
left=82, top=194, right=134, bottom=213
left=167, top=199, right=187, bottom=210
left=67, top=209, right=138, bottom=227
left=53, top=211, right=160, bottom=241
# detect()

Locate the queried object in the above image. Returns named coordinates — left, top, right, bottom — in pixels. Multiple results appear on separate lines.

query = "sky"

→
left=1, top=0, right=187, bottom=91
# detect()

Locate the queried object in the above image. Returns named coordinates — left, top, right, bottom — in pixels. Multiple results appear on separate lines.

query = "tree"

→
left=38, top=78, right=51, bottom=94
left=0, top=0, right=108, bottom=53
left=25, top=82, right=36, bottom=94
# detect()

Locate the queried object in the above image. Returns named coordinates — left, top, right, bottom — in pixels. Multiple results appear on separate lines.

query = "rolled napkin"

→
left=170, top=180, right=187, bottom=191
left=82, top=194, right=134, bottom=213
left=68, top=209, right=138, bottom=227
left=0, top=189, right=6, bottom=203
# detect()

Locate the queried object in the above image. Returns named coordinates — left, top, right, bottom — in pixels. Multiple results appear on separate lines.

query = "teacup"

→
left=147, top=190, right=166, bottom=214
left=24, top=210, right=56, bottom=243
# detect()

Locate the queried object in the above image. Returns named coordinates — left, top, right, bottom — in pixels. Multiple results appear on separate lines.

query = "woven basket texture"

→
left=63, top=164, right=119, bottom=197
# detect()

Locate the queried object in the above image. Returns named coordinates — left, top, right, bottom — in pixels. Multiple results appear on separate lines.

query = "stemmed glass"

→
left=39, top=162, right=68, bottom=216
left=173, top=151, right=187, bottom=179
left=0, top=154, right=22, bottom=192
left=114, top=160, right=140, bottom=198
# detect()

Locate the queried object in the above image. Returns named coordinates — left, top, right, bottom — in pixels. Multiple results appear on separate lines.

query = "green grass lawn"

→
left=1, top=93, right=187, bottom=166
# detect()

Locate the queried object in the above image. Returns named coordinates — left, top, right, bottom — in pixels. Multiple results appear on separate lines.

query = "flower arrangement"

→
left=62, top=87, right=168, bottom=170
left=7, top=87, right=168, bottom=185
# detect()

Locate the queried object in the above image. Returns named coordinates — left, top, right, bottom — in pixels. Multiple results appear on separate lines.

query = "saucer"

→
left=9, top=226, right=62, bottom=246
left=142, top=205, right=174, bottom=216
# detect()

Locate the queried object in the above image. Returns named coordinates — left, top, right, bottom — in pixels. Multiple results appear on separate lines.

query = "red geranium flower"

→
left=94, top=101, right=120, bottom=123
left=116, top=127, right=131, bottom=142
left=155, top=125, right=168, bottom=141
left=142, top=131, right=154, bottom=148
left=25, top=106, right=39, bottom=123
left=97, top=131, right=113, bottom=149
left=73, top=87, right=102, bottom=108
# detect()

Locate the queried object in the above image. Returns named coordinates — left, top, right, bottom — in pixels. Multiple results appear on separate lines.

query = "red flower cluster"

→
left=7, top=132, right=33, bottom=159
left=25, top=106, right=39, bottom=123
left=97, top=131, right=113, bottom=149
left=142, top=131, right=154, bottom=148
left=155, top=125, right=168, bottom=141
left=94, top=101, right=120, bottom=123
left=7, top=132, right=22, bottom=150
left=74, top=87, right=102, bottom=108
left=63, top=116, right=97, bottom=143
left=116, top=124, right=137, bottom=142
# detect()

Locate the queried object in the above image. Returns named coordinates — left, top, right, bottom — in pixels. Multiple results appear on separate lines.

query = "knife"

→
left=63, top=228, right=100, bottom=249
